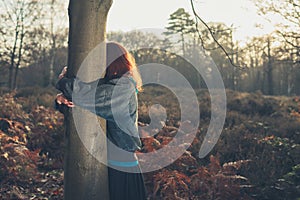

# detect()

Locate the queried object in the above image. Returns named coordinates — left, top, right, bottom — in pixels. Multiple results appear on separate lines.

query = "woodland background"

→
left=0, top=0, right=299, bottom=199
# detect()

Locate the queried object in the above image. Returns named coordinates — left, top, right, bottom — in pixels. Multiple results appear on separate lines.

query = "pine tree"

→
left=164, top=8, right=196, bottom=57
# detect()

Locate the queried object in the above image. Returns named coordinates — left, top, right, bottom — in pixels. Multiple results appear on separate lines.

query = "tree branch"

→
left=277, top=30, right=300, bottom=49
left=190, top=0, right=245, bottom=69
left=193, top=13, right=219, bottom=51
left=1, top=0, right=14, bottom=23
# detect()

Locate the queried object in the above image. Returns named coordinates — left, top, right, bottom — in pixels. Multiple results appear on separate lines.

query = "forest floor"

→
left=0, top=88, right=299, bottom=199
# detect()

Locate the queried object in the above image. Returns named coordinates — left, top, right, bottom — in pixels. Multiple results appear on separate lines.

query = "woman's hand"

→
left=56, top=93, right=74, bottom=107
left=58, top=66, right=67, bottom=79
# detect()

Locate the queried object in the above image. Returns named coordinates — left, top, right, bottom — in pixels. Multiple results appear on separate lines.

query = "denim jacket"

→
left=56, top=76, right=142, bottom=152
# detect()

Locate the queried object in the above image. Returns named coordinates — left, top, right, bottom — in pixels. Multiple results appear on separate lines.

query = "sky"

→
left=107, top=0, right=279, bottom=44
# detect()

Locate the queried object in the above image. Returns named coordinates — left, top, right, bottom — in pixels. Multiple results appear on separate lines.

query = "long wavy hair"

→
left=105, top=42, right=142, bottom=92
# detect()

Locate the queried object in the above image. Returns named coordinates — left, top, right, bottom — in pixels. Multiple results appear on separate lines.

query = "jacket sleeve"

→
left=76, top=78, right=140, bottom=139
left=55, top=77, right=138, bottom=129
left=55, top=77, right=113, bottom=120
left=54, top=99, right=68, bottom=114
left=54, top=78, right=75, bottom=113
left=55, top=77, right=74, bottom=100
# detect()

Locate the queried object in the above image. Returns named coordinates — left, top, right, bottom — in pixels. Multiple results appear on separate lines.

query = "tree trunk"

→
left=13, top=19, right=25, bottom=90
left=8, top=27, right=19, bottom=89
left=267, top=38, right=273, bottom=95
left=65, top=0, right=112, bottom=199
left=230, top=30, right=236, bottom=90
left=181, top=32, right=185, bottom=57
left=48, top=0, right=56, bottom=87
left=12, top=31, right=24, bottom=90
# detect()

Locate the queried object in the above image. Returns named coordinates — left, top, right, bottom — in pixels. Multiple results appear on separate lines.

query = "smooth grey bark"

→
left=65, top=0, right=112, bottom=200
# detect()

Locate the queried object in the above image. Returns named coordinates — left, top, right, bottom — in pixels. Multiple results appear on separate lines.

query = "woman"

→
left=55, top=42, right=146, bottom=200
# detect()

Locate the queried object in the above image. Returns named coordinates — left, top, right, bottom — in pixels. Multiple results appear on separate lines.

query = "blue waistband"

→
left=108, top=160, right=139, bottom=167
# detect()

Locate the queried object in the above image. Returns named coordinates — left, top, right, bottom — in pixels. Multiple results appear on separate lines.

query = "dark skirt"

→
left=108, top=166, right=147, bottom=200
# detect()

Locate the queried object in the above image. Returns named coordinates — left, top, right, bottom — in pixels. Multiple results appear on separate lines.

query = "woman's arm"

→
left=55, top=77, right=74, bottom=100
left=56, top=74, right=139, bottom=138
left=56, top=76, right=137, bottom=124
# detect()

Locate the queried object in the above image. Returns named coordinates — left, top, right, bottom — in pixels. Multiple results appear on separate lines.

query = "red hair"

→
left=105, top=42, right=142, bottom=91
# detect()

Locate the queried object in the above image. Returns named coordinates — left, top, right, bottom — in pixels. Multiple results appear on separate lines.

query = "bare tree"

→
left=0, top=0, right=42, bottom=89
left=254, top=0, right=300, bottom=64
left=47, top=0, right=68, bottom=86
left=266, top=37, right=273, bottom=95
